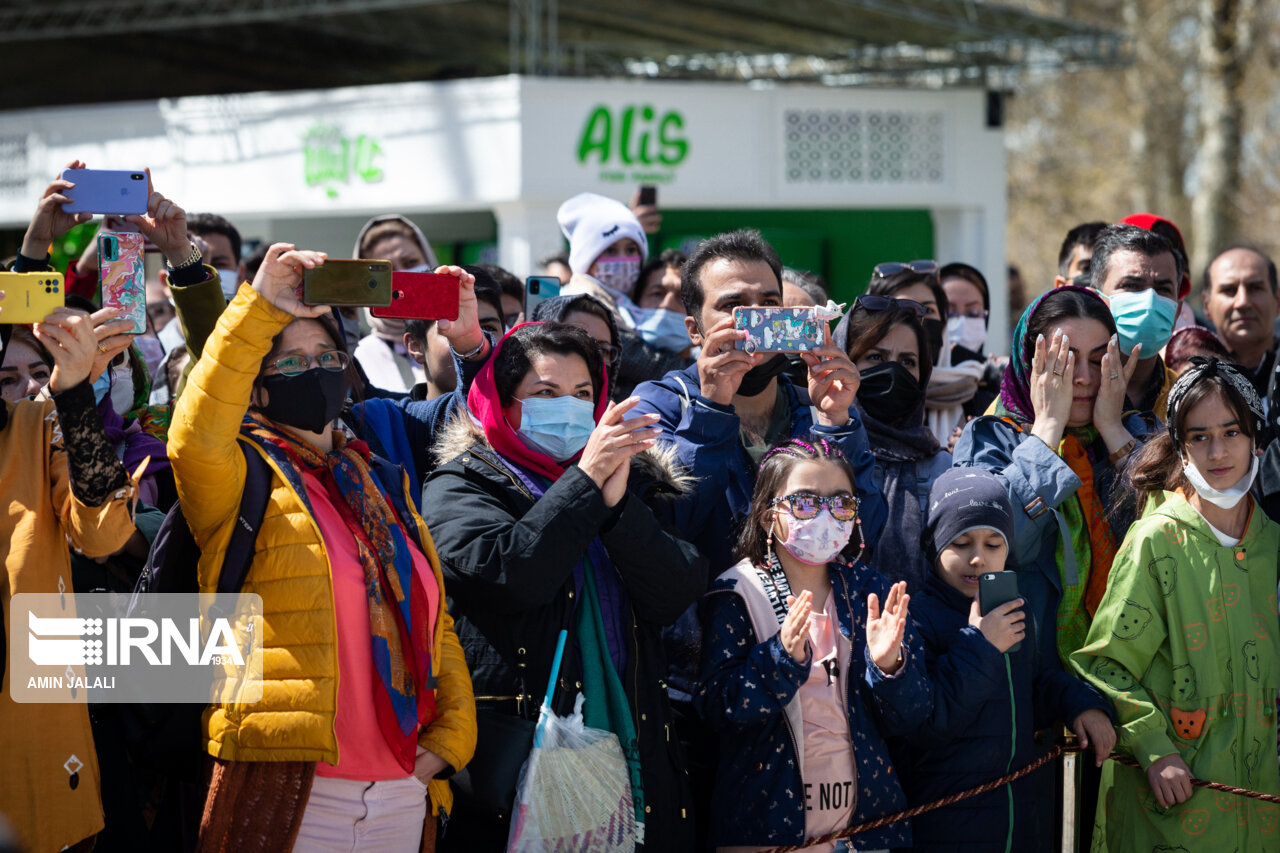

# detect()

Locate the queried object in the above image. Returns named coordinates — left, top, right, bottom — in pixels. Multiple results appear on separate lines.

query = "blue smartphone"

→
left=60, top=169, right=149, bottom=215
left=524, top=275, right=561, bottom=318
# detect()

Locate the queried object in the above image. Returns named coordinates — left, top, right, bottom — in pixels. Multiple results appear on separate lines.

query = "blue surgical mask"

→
left=517, top=395, right=597, bottom=461
left=631, top=306, right=690, bottom=353
left=1109, top=289, right=1178, bottom=356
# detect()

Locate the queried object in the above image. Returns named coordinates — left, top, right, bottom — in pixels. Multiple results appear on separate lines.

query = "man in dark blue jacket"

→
left=630, top=231, right=886, bottom=829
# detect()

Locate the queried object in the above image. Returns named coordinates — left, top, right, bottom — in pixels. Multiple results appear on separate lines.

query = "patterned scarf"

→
left=246, top=413, right=434, bottom=772
left=994, top=286, right=1120, bottom=662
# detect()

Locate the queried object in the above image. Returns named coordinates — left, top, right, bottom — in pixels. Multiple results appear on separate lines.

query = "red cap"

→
left=1118, top=212, right=1191, bottom=299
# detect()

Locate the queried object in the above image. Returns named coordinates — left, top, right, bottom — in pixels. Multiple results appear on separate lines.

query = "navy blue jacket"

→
left=632, top=364, right=887, bottom=700
left=895, top=573, right=1112, bottom=852
left=696, top=559, right=928, bottom=850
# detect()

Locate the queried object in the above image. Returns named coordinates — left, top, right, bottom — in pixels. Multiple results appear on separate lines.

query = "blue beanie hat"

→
left=922, top=467, right=1014, bottom=567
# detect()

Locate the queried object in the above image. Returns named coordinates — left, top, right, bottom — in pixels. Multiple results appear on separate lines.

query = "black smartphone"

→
left=637, top=185, right=657, bottom=207
left=978, top=571, right=1022, bottom=653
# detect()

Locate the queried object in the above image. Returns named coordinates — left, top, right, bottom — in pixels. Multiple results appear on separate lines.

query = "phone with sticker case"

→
left=0, top=272, right=65, bottom=324
left=733, top=306, right=824, bottom=354
left=98, top=231, right=147, bottom=334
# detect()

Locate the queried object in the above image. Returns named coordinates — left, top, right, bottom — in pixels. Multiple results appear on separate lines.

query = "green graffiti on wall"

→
left=303, top=124, right=384, bottom=199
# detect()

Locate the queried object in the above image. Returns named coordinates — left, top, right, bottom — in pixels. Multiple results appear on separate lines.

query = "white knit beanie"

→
left=556, top=192, right=649, bottom=274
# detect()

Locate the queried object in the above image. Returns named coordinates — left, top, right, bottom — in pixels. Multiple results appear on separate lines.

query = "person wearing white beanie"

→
left=556, top=192, right=649, bottom=297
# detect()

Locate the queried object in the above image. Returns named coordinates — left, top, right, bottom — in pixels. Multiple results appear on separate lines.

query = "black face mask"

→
left=259, top=368, right=350, bottom=434
left=922, top=317, right=944, bottom=365
left=858, top=362, right=924, bottom=426
left=737, top=353, right=790, bottom=397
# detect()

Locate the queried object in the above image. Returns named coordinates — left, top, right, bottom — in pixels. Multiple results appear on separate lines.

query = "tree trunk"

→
left=1190, top=0, right=1256, bottom=279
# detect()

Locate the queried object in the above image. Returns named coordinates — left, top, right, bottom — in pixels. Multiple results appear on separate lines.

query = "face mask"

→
left=337, top=312, right=362, bottom=350
left=858, top=361, right=924, bottom=426
left=1182, top=452, right=1259, bottom=510
left=92, top=370, right=111, bottom=405
left=946, top=315, right=987, bottom=353
left=106, top=364, right=135, bottom=416
left=1109, top=289, right=1177, bottom=356
left=258, top=368, right=350, bottom=433
left=217, top=268, right=241, bottom=301
left=591, top=256, right=641, bottom=294
left=738, top=353, right=790, bottom=397
left=517, top=395, right=597, bottom=461
left=631, top=307, right=690, bottom=353
left=775, top=512, right=853, bottom=566
left=922, top=317, right=944, bottom=365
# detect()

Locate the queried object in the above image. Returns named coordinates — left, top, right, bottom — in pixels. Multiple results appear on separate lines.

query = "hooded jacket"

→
left=167, top=285, right=476, bottom=817
left=898, top=573, right=1111, bottom=852
left=422, top=414, right=708, bottom=849
left=696, top=558, right=930, bottom=849
left=1071, top=490, right=1280, bottom=851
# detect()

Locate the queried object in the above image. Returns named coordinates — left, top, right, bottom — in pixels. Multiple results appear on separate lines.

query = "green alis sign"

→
left=303, top=123, right=384, bottom=199
left=576, top=105, right=688, bottom=183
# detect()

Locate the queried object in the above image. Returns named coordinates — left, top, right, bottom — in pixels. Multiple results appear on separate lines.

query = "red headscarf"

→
left=466, top=322, right=610, bottom=481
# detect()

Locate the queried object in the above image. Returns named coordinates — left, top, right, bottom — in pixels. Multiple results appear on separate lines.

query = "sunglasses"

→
left=770, top=492, right=860, bottom=522
left=872, top=260, right=939, bottom=279
left=854, top=294, right=927, bottom=318
left=267, top=350, right=351, bottom=377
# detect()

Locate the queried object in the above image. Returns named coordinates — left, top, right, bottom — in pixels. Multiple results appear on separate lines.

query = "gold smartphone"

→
left=301, top=260, right=393, bottom=307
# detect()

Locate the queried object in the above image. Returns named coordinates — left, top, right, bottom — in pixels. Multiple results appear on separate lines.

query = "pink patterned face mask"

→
left=776, top=512, right=853, bottom=566
left=591, top=255, right=641, bottom=293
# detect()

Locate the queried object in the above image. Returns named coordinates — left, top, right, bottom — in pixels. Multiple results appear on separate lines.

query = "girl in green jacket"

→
left=1072, top=358, right=1280, bottom=850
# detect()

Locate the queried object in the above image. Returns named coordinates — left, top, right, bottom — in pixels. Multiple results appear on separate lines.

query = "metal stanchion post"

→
left=1060, top=729, right=1082, bottom=853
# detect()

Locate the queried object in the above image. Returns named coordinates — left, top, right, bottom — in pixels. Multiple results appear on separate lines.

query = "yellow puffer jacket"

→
left=168, top=284, right=476, bottom=815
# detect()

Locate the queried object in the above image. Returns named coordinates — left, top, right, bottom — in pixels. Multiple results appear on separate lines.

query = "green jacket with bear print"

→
left=1072, top=489, right=1280, bottom=850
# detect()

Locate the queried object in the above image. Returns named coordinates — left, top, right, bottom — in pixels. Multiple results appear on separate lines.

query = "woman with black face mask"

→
left=167, top=243, right=476, bottom=852
left=834, top=297, right=952, bottom=593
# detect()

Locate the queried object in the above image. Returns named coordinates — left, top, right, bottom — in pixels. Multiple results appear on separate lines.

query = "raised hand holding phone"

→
left=252, top=244, right=331, bottom=319
left=432, top=266, right=487, bottom=358
left=21, top=160, right=94, bottom=261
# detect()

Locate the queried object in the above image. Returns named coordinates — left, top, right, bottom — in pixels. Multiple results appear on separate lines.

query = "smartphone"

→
left=524, top=275, right=561, bottom=318
left=734, top=306, right=823, bottom=354
left=99, top=231, right=147, bottom=334
left=978, top=571, right=1022, bottom=653
left=637, top=185, right=657, bottom=207
left=301, top=260, right=392, bottom=307
left=60, top=169, right=149, bottom=215
left=371, top=271, right=460, bottom=321
left=0, top=272, right=64, bottom=324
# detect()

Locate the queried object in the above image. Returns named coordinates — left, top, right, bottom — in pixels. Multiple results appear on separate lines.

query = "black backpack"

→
left=119, top=440, right=272, bottom=781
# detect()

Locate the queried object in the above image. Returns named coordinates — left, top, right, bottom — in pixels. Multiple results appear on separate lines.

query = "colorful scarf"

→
left=994, top=286, right=1120, bottom=662
left=246, top=413, right=434, bottom=773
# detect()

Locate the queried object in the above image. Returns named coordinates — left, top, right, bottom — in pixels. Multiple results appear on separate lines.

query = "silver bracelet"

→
left=451, top=338, right=487, bottom=360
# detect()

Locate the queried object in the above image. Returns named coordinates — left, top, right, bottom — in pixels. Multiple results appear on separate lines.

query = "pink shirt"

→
left=302, top=466, right=439, bottom=781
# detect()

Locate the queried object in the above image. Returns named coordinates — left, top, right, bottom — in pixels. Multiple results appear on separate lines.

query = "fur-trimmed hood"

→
left=432, top=410, right=694, bottom=497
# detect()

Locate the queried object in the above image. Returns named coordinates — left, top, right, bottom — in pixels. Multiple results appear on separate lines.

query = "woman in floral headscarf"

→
left=952, top=286, right=1159, bottom=668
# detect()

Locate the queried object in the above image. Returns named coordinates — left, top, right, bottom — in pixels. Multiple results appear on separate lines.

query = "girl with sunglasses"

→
left=167, top=244, right=476, bottom=851
left=697, top=438, right=927, bottom=852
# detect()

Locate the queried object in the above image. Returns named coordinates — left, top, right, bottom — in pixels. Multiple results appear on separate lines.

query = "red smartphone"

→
left=370, top=271, right=460, bottom=321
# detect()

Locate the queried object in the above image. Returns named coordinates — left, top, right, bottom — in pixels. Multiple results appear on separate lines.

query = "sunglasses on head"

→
left=770, top=492, right=860, bottom=522
left=853, top=294, right=927, bottom=318
left=872, top=260, right=939, bottom=279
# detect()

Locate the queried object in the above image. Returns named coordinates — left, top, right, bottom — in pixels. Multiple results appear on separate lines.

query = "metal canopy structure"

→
left=2, top=0, right=1125, bottom=110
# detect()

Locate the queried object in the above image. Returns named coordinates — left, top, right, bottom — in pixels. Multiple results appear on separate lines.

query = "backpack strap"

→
left=216, top=440, right=272, bottom=595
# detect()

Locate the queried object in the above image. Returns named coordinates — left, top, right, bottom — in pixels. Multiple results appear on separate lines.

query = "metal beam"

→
left=0, top=0, right=468, bottom=42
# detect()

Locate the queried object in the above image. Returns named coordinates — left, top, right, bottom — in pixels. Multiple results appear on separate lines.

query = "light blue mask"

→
left=1109, top=289, right=1177, bottom=356
left=630, top=306, right=691, bottom=353
left=517, top=394, right=597, bottom=461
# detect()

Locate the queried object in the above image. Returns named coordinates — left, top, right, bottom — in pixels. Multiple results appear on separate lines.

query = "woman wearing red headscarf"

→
left=422, top=321, right=707, bottom=851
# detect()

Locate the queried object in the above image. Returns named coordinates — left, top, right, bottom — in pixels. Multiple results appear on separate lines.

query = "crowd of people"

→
left=0, top=162, right=1278, bottom=853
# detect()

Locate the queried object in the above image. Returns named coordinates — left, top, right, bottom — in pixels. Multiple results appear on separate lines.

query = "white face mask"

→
left=109, top=364, right=135, bottom=416
left=1182, top=452, right=1259, bottom=510
left=946, top=314, right=987, bottom=353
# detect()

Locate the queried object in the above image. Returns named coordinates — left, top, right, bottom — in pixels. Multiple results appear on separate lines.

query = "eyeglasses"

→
left=597, top=342, right=621, bottom=366
left=770, top=492, right=860, bottom=522
left=267, top=350, right=351, bottom=377
left=872, top=260, right=939, bottom=279
left=947, top=308, right=989, bottom=320
left=854, top=294, right=927, bottom=317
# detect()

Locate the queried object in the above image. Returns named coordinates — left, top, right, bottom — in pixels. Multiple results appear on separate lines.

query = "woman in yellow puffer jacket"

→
left=168, top=240, right=476, bottom=852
